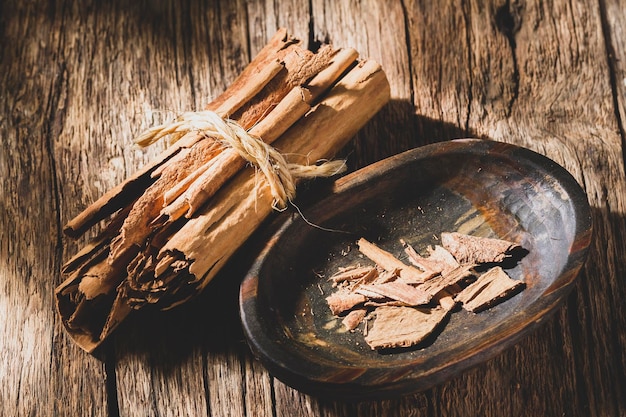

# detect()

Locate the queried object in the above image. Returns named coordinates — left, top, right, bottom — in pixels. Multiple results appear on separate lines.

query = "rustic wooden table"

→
left=2, top=0, right=625, bottom=416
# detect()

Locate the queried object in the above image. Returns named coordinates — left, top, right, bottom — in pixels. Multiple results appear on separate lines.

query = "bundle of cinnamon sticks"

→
left=57, top=29, right=390, bottom=352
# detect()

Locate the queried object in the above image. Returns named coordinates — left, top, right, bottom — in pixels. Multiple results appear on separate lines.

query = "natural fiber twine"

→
left=134, top=110, right=347, bottom=210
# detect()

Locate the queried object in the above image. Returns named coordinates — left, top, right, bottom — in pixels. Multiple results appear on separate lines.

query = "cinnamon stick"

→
left=455, top=266, right=525, bottom=312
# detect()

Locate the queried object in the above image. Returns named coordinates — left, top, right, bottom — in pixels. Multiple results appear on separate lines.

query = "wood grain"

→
left=1, top=0, right=625, bottom=416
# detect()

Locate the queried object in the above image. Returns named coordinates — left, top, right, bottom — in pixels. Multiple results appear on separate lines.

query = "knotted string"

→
left=134, top=110, right=346, bottom=210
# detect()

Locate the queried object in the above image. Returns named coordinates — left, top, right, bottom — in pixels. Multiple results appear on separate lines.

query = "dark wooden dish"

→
left=239, top=139, right=592, bottom=399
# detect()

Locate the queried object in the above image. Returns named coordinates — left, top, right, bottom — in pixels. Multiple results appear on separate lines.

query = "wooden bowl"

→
left=239, top=139, right=592, bottom=399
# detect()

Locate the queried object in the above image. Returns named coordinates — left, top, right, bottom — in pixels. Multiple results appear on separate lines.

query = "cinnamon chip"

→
left=455, top=266, right=525, bottom=312
left=364, top=306, right=449, bottom=350
left=342, top=308, right=368, bottom=331
left=325, top=290, right=367, bottom=315
left=403, top=240, right=459, bottom=274
left=356, top=282, right=431, bottom=306
left=357, top=238, right=436, bottom=284
left=441, top=232, right=520, bottom=264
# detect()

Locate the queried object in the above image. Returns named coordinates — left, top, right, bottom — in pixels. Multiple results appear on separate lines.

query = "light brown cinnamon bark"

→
left=402, top=239, right=459, bottom=274
left=329, top=266, right=376, bottom=285
left=357, top=238, right=435, bottom=284
left=56, top=30, right=391, bottom=352
left=364, top=306, right=449, bottom=350
left=455, top=266, right=525, bottom=312
left=441, top=232, right=521, bottom=264
left=356, top=282, right=431, bottom=306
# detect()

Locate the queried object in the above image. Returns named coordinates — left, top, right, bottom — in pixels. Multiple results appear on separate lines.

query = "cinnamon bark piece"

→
left=418, top=263, right=476, bottom=297
left=364, top=300, right=413, bottom=308
left=432, top=288, right=458, bottom=311
left=342, top=308, right=367, bottom=331
left=351, top=287, right=389, bottom=301
left=344, top=267, right=380, bottom=293
left=305, top=47, right=359, bottom=95
left=402, top=240, right=459, bottom=275
left=357, top=238, right=435, bottom=284
left=326, top=290, right=367, bottom=315
left=356, top=282, right=431, bottom=306
left=455, top=266, right=525, bottom=312
left=372, top=268, right=400, bottom=284
left=364, top=306, right=449, bottom=350
left=329, top=265, right=376, bottom=285
left=441, top=232, right=521, bottom=264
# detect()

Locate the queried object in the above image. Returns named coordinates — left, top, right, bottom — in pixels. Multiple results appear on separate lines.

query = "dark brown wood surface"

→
left=1, top=0, right=625, bottom=416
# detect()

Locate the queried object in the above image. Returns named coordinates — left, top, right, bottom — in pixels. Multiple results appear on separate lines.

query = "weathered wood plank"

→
left=602, top=0, right=626, bottom=411
left=478, top=1, right=625, bottom=415
left=311, top=0, right=418, bottom=168
left=2, top=0, right=625, bottom=416
left=246, top=0, right=310, bottom=54
left=604, top=0, right=626, bottom=150
left=403, top=0, right=626, bottom=416
left=97, top=1, right=249, bottom=415
left=113, top=307, right=210, bottom=417
left=0, top=1, right=111, bottom=416
left=402, top=0, right=474, bottom=142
